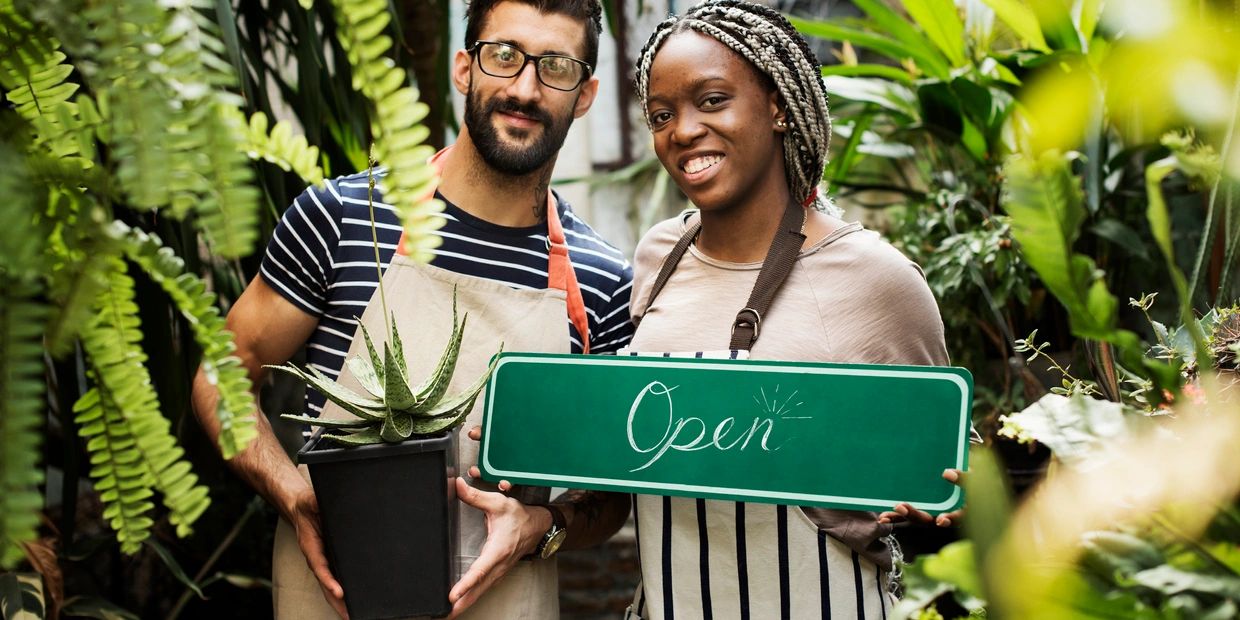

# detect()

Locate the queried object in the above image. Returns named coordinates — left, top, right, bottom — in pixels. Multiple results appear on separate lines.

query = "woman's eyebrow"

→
left=647, top=75, right=730, bottom=105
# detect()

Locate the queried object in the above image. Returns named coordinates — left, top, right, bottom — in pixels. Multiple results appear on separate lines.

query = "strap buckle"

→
left=731, top=307, right=761, bottom=342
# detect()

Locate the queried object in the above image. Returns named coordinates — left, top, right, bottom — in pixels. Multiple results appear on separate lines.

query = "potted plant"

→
left=269, top=291, right=500, bottom=620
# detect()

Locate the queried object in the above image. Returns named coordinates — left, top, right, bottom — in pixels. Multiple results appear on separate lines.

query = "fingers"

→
left=936, top=508, right=964, bottom=527
left=448, top=537, right=517, bottom=618
left=466, top=467, right=512, bottom=492
left=456, top=477, right=514, bottom=511
left=468, top=425, right=482, bottom=441
left=943, top=468, right=966, bottom=484
left=292, top=510, right=347, bottom=617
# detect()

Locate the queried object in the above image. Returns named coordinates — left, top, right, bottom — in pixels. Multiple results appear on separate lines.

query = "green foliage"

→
left=1002, top=151, right=1180, bottom=393
left=327, top=0, right=442, bottom=261
left=117, top=223, right=258, bottom=459
left=228, top=109, right=325, bottom=186
left=0, top=281, right=47, bottom=568
left=272, top=291, right=502, bottom=446
left=77, top=257, right=211, bottom=549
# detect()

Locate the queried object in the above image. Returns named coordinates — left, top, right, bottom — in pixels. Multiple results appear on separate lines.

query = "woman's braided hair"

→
left=635, top=0, right=832, bottom=210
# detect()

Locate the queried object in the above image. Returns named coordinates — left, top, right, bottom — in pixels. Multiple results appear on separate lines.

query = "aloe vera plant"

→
left=269, top=289, right=502, bottom=446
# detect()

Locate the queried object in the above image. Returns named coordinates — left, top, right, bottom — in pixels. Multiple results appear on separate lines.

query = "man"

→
left=190, top=1, right=633, bottom=617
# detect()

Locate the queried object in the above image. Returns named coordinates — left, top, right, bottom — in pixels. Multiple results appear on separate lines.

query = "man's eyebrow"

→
left=647, top=75, right=730, bottom=106
left=494, top=38, right=577, bottom=58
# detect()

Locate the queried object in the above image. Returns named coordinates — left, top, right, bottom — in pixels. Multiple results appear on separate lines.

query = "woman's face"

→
left=645, top=31, right=786, bottom=213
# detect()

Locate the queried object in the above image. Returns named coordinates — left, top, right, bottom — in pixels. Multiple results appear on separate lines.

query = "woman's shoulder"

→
left=633, top=210, right=697, bottom=277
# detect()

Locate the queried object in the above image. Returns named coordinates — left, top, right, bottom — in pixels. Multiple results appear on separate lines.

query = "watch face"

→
left=540, top=529, right=568, bottom=559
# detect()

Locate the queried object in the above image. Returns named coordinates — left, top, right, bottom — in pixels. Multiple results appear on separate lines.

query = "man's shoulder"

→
left=555, top=193, right=631, bottom=275
left=306, top=170, right=400, bottom=224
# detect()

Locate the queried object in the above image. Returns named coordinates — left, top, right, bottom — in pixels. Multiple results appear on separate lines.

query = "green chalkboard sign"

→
left=478, top=353, right=972, bottom=513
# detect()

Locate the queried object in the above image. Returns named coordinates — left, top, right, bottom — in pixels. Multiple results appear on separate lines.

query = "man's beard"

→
left=465, top=85, right=574, bottom=176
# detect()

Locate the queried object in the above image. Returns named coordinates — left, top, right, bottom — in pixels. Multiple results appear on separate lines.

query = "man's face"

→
left=455, top=2, right=599, bottom=176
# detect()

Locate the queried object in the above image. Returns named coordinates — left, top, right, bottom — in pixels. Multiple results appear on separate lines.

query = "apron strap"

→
left=393, top=146, right=591, bottom=353
left=636, top=202, right=806, bottom=351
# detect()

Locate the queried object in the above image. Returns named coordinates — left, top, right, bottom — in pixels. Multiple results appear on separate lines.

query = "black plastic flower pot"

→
left=298, top=427, right=459, bottom=620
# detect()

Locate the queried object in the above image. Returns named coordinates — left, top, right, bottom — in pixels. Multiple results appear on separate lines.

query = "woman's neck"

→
left=695, top=189, right=843, bottom=264
left=437, top=130, right=556, bottom=228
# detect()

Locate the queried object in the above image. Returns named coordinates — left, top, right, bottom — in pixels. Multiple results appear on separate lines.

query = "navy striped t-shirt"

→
left=260, top=171, right=635, bottom=424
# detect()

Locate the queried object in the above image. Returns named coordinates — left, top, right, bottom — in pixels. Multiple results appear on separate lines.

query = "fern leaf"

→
left=0, top=6, right=95, bottom=172
left=0, top=280, right=49, bottom=569
left=227, top=107, right=325, bottom=186
left=327, top=0, right=444, bottom=262
left=115, top=223, right=259, bottom=459
left=73, top=386, right=157, bottom=554
left=43, top=191, right=118, bottom=357
left=79, top=256, right=212, bottom=543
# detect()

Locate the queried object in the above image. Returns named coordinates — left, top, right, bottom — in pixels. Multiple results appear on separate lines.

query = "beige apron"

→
left=273, top=258, right=568, bottom=619
left=272, top=146, right=587, bottom=618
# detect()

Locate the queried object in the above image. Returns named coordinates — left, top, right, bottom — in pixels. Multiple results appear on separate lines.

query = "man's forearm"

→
left=191, top=367, right=309, bottom=520
left=553, top=489, right=630, bottom=550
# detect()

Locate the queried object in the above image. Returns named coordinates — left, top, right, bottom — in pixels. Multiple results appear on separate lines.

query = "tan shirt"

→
left=629, top=211, right=949, bottom=569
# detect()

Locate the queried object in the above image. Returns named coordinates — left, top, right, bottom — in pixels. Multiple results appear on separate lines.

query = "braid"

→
left=635, top=0, right=833, bottom=211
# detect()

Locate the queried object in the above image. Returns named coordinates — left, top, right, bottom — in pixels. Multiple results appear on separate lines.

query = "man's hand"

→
left=287, top=485, right=349, bottom=618
left=878, top=469, right=966, bottom=527
left=447, top=476, right=551, bottom=619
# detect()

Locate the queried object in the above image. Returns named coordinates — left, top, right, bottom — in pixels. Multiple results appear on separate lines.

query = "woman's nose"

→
left=670, top=114, right=706, bottom=146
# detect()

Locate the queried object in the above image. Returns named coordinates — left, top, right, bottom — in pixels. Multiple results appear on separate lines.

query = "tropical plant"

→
left=270, top=288, right=502, bottom=446
left=791, top=0, right=1234, bottom=427
left=0, top=0, right=443, bottom=615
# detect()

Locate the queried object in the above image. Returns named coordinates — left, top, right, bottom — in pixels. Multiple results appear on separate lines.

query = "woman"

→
left=625, top=1, right=953, bottom=617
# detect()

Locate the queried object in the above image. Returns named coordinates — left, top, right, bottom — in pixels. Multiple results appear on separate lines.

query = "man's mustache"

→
left=488, top=98, right=551, bottom=125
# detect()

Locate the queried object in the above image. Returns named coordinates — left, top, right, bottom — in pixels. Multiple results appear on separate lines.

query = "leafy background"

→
left=4, top=0, right=1240, bottom=618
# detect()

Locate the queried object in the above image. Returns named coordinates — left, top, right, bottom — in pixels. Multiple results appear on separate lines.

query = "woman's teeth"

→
left=683, top=155, right=723, bottom=174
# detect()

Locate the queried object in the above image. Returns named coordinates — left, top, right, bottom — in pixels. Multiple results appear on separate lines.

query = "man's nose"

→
left=504, top=61, right=543, bottom=103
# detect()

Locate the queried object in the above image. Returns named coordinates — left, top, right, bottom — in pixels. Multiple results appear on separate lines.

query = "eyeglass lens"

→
left=476, top=42, right=586, bottom=91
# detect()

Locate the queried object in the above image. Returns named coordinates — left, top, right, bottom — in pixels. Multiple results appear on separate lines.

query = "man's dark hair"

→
left=465, top=0, right=604, bottom=70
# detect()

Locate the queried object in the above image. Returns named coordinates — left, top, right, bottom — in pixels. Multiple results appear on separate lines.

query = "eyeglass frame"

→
left=467, top=40, right=593, bottom=92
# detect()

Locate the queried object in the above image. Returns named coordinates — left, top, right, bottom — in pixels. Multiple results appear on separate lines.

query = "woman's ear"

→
left=771, top=91, right=787, bottom=133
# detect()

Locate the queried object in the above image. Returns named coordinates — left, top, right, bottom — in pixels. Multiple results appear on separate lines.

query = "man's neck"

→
left=437, top=131, right=555, bottom=228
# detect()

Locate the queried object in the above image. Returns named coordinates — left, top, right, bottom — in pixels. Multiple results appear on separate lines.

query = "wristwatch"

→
left=531, top=504, right=567, bottom=560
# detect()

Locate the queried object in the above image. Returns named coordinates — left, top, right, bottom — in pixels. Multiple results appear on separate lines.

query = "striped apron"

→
left=621, top=352, right=892, bottom=620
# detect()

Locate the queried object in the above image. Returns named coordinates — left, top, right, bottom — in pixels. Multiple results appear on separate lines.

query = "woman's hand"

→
left=878, top=469, right=965, bottom=527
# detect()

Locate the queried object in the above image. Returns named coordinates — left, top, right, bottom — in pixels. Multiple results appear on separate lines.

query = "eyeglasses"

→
left=469, top=41, right=592, bottom=92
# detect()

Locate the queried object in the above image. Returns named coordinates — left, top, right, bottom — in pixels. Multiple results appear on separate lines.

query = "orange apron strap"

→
left=393, top=146, right=590, bottom=352
left=545, top=193, right=591, bottom=354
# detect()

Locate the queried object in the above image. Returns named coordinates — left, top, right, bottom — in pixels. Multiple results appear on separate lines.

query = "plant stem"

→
left=367, top=144, right=391, bottom=334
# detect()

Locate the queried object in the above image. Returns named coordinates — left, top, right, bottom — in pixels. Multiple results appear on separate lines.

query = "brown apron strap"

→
left=637, top=202, right=806, bottom=351
left=636, top=214, right=701, bottom=328
left=728, top=200, right=806, bottom=351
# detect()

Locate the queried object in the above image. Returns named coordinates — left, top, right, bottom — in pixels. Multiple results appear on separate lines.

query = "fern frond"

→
left=190, top=100, right=261, bottom=257
left=44, top=192, right=117, bottom=356
left=115, top=223, right=259, bottom=459
left=328, top=0, right=443, bottom=262
left=227, top=107, right=325, bottom=186
left=0, top=4, right=95, bottom=172
left=79, top=256, right=211, bottom=544
left=79, top=0, right=176, bottom=210
left=0, top=280, right=49, bottom=569
left=73, top=385, right=157, bottom=554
